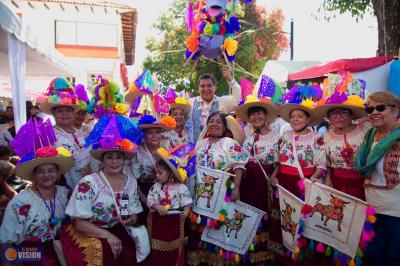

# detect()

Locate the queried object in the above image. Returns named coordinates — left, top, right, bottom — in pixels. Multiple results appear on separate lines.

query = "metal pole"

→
left=290, top=19, right=294, bottom=61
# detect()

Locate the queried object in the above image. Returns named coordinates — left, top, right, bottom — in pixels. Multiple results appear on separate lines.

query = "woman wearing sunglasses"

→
left=315, top=92, right=369, bottom=200
left=355, top=91, right=400, bottom=266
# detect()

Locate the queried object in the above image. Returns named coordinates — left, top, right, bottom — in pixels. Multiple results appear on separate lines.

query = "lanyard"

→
left=36, top=188, right=58, bottom=227
left=54, top=126, right=83, bottom=149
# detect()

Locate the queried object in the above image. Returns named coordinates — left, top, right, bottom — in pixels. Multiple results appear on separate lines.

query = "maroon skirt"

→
left=60, top=223, right=137, bottom=266
left=278, top=165, right=316, bottom=199
left=331, top=168, right=365, bottom=201
left=148, top=212, right=185, bottom=266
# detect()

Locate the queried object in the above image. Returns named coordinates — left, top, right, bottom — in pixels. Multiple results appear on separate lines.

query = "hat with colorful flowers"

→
left=138, top=114, right=176, bottom=133
left=40, top=77, right=80, bottom=114
left=156, top=143, right=196, bottom=183
left=169, top=97, right=191, bottom=117
left=235, top=95, right=278, bottom=123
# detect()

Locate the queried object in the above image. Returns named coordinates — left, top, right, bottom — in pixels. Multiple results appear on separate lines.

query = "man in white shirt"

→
left=190, top=68, right=241, bottom=142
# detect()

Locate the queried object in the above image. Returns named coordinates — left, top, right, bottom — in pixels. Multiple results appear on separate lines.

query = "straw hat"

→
left=138, top=115, right=176, bottom=133
left=315, top=94, right=367, bottom=120
left=198, top=114, right=245, bottom=144
left=235, top=96, right=278, bottom=123
left=15, top=146, right=74, bottom=181
left=156, top=143, right=195, bottom=183
left=279, top=101, right=323, bottom=127
left=40, top=77, right=80, bottom=114
left=169, top=97, right=191, bottom=117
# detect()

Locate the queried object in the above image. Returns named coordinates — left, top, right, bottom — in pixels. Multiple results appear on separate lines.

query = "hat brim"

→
left=138, top=124, right=173, bottom=133
left=315, top=104, right=367, bottom=120
left=90, top=149, right=135, bottom=161
left=235, top=101, right=278, bottom=123
left=155, top=153, right=185, bottom=183
left=169, top=103, right=191, bottom=117
left=279, top=104, right=323, bottom=126
left=15, top=157, right=74, bottom=181
left=40, top=102, right=80, bottom=115
left=197, top=115, right=245, bottom=144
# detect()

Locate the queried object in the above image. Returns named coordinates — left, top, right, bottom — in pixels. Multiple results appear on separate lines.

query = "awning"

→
left=288, top=56, right=394, bottom=81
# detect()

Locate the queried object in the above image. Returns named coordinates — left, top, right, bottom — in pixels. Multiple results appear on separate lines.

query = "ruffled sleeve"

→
left=179, top=184, right=193, bottom=207
left=224, top=138, right=248, bottom=170
left=314, top=135, right=327, bottom=170
left=127, top=177, right=143, bottom=215
left=65, top=174, right=98, bottom=219
left=147, top=183, right=159, bottom=209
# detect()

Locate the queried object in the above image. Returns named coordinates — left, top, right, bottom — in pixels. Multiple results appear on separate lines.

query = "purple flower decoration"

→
left=325, top=92, right=348, bottom=104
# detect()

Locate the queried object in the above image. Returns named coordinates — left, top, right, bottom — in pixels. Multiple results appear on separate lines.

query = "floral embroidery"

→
left=317, top=137, right=324, bottom=146
left=243, top=132, right=279, bottom=165
left=18, top=204, right=31, bottom=217
left=78, top=181, right=91, bottom=194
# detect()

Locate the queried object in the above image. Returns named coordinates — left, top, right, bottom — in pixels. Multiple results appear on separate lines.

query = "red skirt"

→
left=18, top=239, right=60, bottom=266
left=60, top=223, right=137, bottom=266
left=331, top=168, right=365, bottom=201
left=278, top=165, right=316, bottom=199
left=148, top=212, right=185, bottom=266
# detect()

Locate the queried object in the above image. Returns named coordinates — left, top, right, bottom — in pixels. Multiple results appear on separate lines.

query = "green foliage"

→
left=320, top=0, right=373, bottom=19
left=143, top=0, right=288, bottom=95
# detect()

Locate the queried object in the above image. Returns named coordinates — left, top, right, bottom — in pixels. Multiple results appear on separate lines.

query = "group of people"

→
left=0, top=70, right=399, bottom=266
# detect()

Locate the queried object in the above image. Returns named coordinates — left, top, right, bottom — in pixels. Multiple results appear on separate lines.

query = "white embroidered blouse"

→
left=147, top=182, right=192, bottom=210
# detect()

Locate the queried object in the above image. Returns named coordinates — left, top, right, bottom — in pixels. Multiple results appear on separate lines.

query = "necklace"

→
left=36, top=188, right=59, bottom=228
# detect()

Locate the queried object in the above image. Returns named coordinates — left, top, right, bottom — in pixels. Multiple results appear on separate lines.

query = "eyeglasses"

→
left=35, top=169, right=58, bottom=175
left=365, top=104, right=396, bottom=114
left=328, top=110, right=351, bottom=118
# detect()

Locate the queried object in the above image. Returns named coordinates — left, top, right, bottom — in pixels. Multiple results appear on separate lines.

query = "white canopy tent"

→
left=0, top=1, right=77, bottom=131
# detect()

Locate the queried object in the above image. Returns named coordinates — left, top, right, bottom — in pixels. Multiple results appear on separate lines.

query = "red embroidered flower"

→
left=233, top=145, right=242, bottom=152
left=279, top=154, right=289, bottom=163
left=77, top=182, right=91, bottom=194
left=35, top=147, right=58, bottom=158
left=19, top=204, right=31, bottom=217
left=317, top=137, right=324, bottom=146
left=298, top=159, right=308, bottom=168
left=112, top=209, right=118, bottom=218
left=340, top=144, right=354, bottom=166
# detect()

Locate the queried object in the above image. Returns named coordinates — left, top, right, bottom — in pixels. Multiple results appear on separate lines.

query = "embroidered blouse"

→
left=324, top=122, right=370, bottom=169
left=0, top=186, right=70, bottom=244
left=242, top=130, right=280, bottom=165
left=195, top=137, right=248, bottom=171
left=161, top=128, right=191, bottom=150
left=124, top=144, right=156, bottom=184
left=65, top=172, right=143, bottom=228
left=54, top=126, right=91, bottom=189
left=147, top=182, right=192, bottom=210
left=278, top=131, right=326, bottom=169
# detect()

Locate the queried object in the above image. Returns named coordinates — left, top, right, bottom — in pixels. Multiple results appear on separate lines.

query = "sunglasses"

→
left=365, top=104, right=396, bottom=114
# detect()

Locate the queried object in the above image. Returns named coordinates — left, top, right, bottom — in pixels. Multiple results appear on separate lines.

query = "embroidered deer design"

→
left=309, top=194, right=350, bottom=232
left=222, top=209, right=250, bottom=239
left=195, top=173, right=219, bottom=208
left=281, top=199, right=297, bottom=241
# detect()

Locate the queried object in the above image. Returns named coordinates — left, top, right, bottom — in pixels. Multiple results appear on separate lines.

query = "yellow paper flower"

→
left=224, top=38, right=238, bottom=56
left=115, top=103, right=129, bottom=114
left=344, top=95, right=365, bottom=108
left=177, top=167, right=187, bottom=182
left=301, top=99, right=316, bottom=110
left=56, top=147, right=72, bottom=157
left=159, top=115, right=176, bottom=128
left=157, top=147, right=169, bottom=158
left=163, top=204, right=171, bottom=211
left=245, top=95, right=258, bottom=103
left=175, top=97, right=189, bottom=105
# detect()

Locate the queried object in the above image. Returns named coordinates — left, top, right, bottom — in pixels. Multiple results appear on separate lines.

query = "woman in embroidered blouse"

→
left=40, top=78, right=92, bottom=189
left=315, top=95, right=369, bottom=200
left=187, top=111, right=247, bottom=265
left=273, top=103, right=326, bottom=198
left=0, top=146, right=73, bottom=266
left=355, top=91, right=400, bottom=266
left=162, top=97, right=192, bottom=150
left=147, top=145, right=193, bottom=266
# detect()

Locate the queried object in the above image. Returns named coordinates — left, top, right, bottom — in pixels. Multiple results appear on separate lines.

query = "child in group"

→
left=147, top=144, right=194, bottom=266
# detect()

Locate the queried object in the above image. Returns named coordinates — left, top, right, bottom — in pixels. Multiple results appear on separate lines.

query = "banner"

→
left=303, top=180, right=367, bottom=258
left=277, top=184, right=303, bottom=252
left=201, top=201, right=265, bottom=255
left=192, top=165, right=231, bottom=220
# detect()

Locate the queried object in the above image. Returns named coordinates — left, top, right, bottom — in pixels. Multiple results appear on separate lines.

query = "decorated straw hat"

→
left=85, top=115, right=142, bottom=161
left=156, top=143, right=196, bottom=183
left=198, top=114, right=245, bottom=144
left=40, top=77, right=80, bottom=114
left=279, top=83, right=323, bottom=126
left=169, top=97, right=191, bottom=117
left=10, top=118, right=73, bottom=180
left=74, top=84, right=90, bottom=112
left=315, top=72, right=367, bottom=120
left=138, top=114, right=176, bottom=133
left=235, top=95, right=278, bottom=123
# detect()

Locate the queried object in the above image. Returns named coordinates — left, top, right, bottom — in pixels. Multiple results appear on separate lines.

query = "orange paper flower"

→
left=186, top=33, right=200, bottom=53
left=159, top=116, right=176, bottom=128
left=116, top=139, right=137, bottom=152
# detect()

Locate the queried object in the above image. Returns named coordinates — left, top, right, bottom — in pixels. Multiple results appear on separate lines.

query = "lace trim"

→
left=66, top=224, right=103, bottom=266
